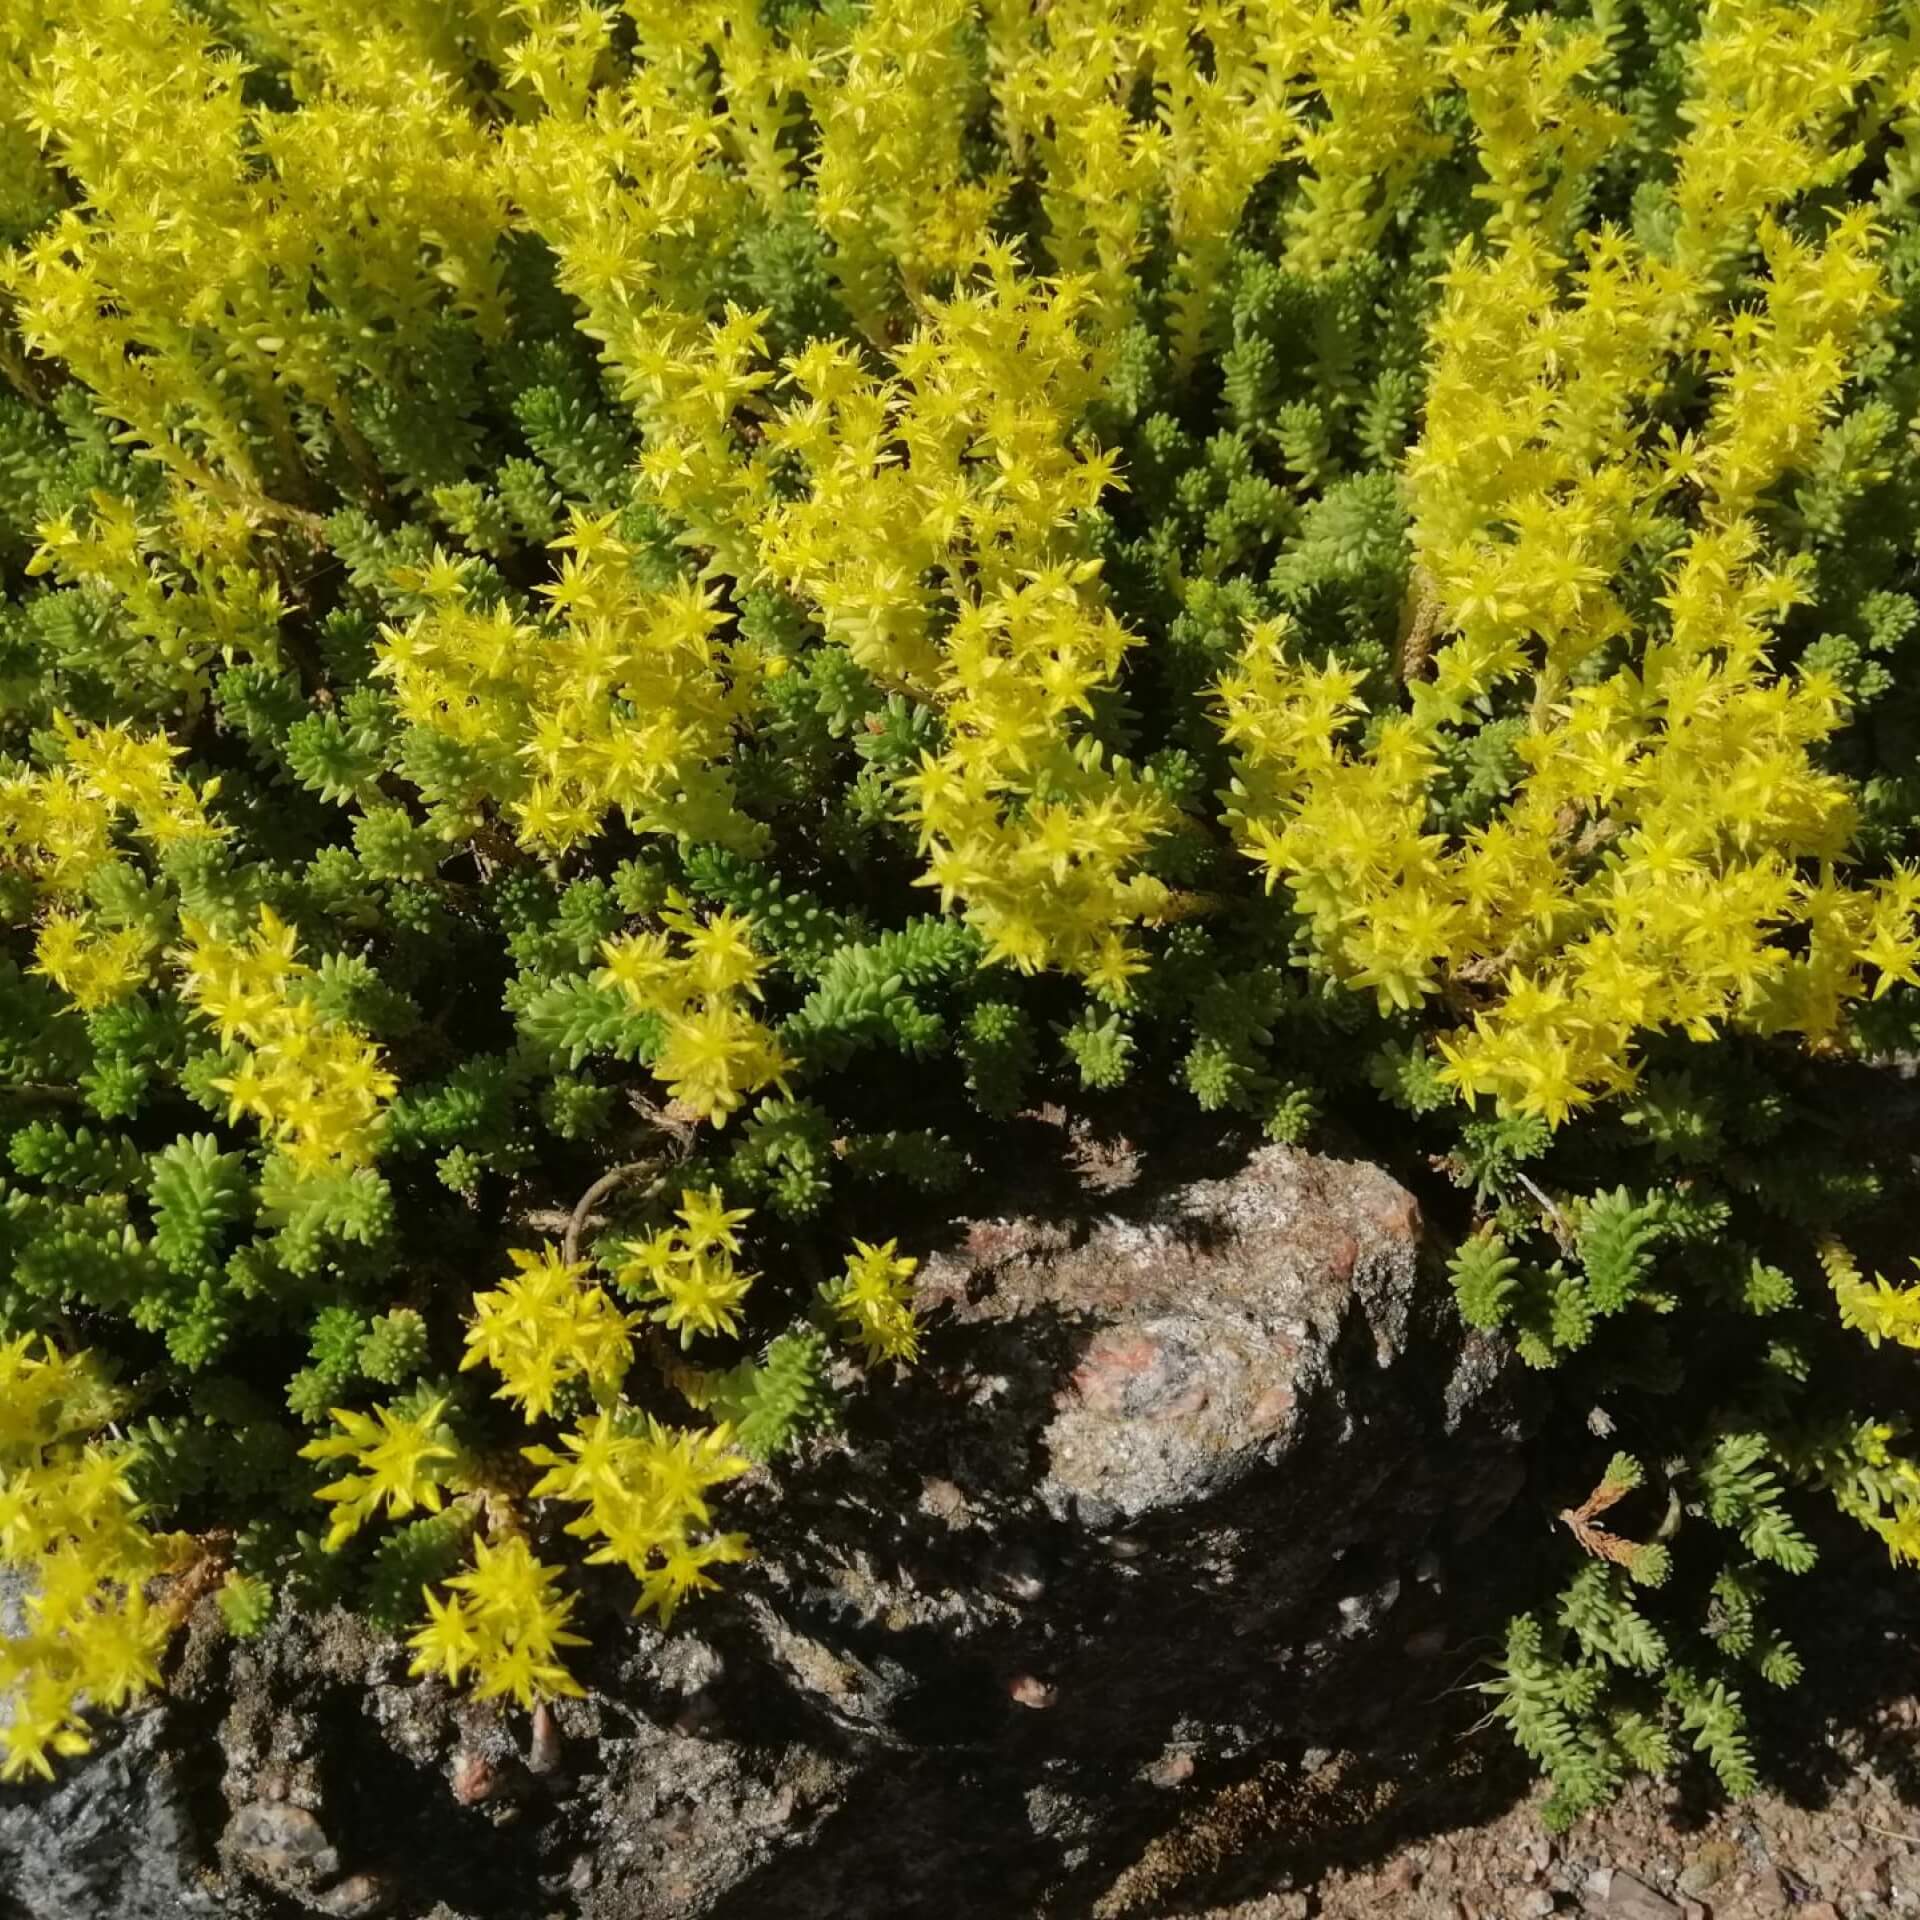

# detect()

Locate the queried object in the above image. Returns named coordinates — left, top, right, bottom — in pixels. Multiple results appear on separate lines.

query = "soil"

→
left=1098, top=1549, right=1920, bottom=1920
left=1172, top=1747, right=1920, bottom=1920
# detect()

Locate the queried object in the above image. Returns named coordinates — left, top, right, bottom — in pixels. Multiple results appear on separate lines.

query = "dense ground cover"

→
left=1, top=0, right=1917, bottom=1827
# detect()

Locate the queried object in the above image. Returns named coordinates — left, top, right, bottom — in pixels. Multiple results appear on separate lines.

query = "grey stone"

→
left=0, top=1708, right=223, bottom=1919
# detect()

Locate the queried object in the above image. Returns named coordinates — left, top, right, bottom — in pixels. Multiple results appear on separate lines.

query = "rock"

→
left=1845, top=1850, right=1889, bottom=1898
left=1008, top=1673, right=1058, bottom=1710
left=1379, top=1853, right=1421, bottom=1894
left=224, top=1799, right=341, bottom=1890
left=1679, top=1840, right=1738, bottom=1898
left=1799, top=1906, right=1840, bottom=1920
left=320, top=1872, right=395, bottom=1917
left=688, top=1141, right=1520, bottom=1914
left=947, top=1147, right=1429, bottom=1526
left=0, top=1708, right=222, bottom=1919
left=1336, top=1575, right=1403, bottom=1635
left=450, top=1749, right=500, bottom=1805
left=1594, top=1869, right=1681, bottom=1920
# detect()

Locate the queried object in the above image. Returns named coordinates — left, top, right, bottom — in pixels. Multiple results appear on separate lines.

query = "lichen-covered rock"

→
left=940, top=1145, right=1429, bottom=1523
left=5, top=1138, right=1526, bottom=1920
left=0, top=1708, right=223, bottom=1920
left=677, top=1140, right=1524, bottom=1917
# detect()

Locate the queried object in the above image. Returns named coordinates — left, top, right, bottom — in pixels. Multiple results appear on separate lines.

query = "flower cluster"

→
left=1819, top=1241, right=1920, bottom=1356
left=1220, top=15, right=1907, bottom=1126
left=2, top=0, right=506, bottom=498
left=25, top=717, right=225, bottom=871
left=611, top=1186, right=758, bottom=1347
left=462, top=1246, right=635, bottom=1419
left=821, top=1238, right=922, bottom=1366
left=407, top=1534, right=585, bottom=1710
left=176, top=908, right=396, bottom=1171
left=524, top=1411, right=751, bottom=1626
left=28, top=487, right=289, bottom=705
left=299, top=1399, right=458, bottom=1552
left=744, top=270, right=1175, bottom=989
left=0, top=1338, right=179, bottom=1780
left=596, top=902, right=790, bottom=1125
left=375, top=520, right=761, bottom=852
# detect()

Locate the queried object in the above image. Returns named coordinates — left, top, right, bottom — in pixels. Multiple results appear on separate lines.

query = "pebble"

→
left=918, top=1477, right=970, bottom=1525
left=1518, top=1890, right=1556, bottom=1917
left=1378, top=1855, right=1420, bottom=1895
left=1846, top=1850, right=1890, bottom=1898
left=318, top=1873, right=392, bottom=1917
left=1008, top=1673, right=1057, bottom=1709
left=1596, top=1868, right=1682, bottom=1919
left=450, top=1750, right=499, bottom=1805
left=224, top=1802, right=340, bottom=1889
left=989, top=1548, right=1047, bottom=1603
left=1335, top=1576, right=1403, bottom=1635
left=1679, top=1840, right=1738, bottom=1898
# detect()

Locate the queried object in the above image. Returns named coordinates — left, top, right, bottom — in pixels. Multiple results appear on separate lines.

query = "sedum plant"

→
left=0, top=0, right=1913, bottom=1824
